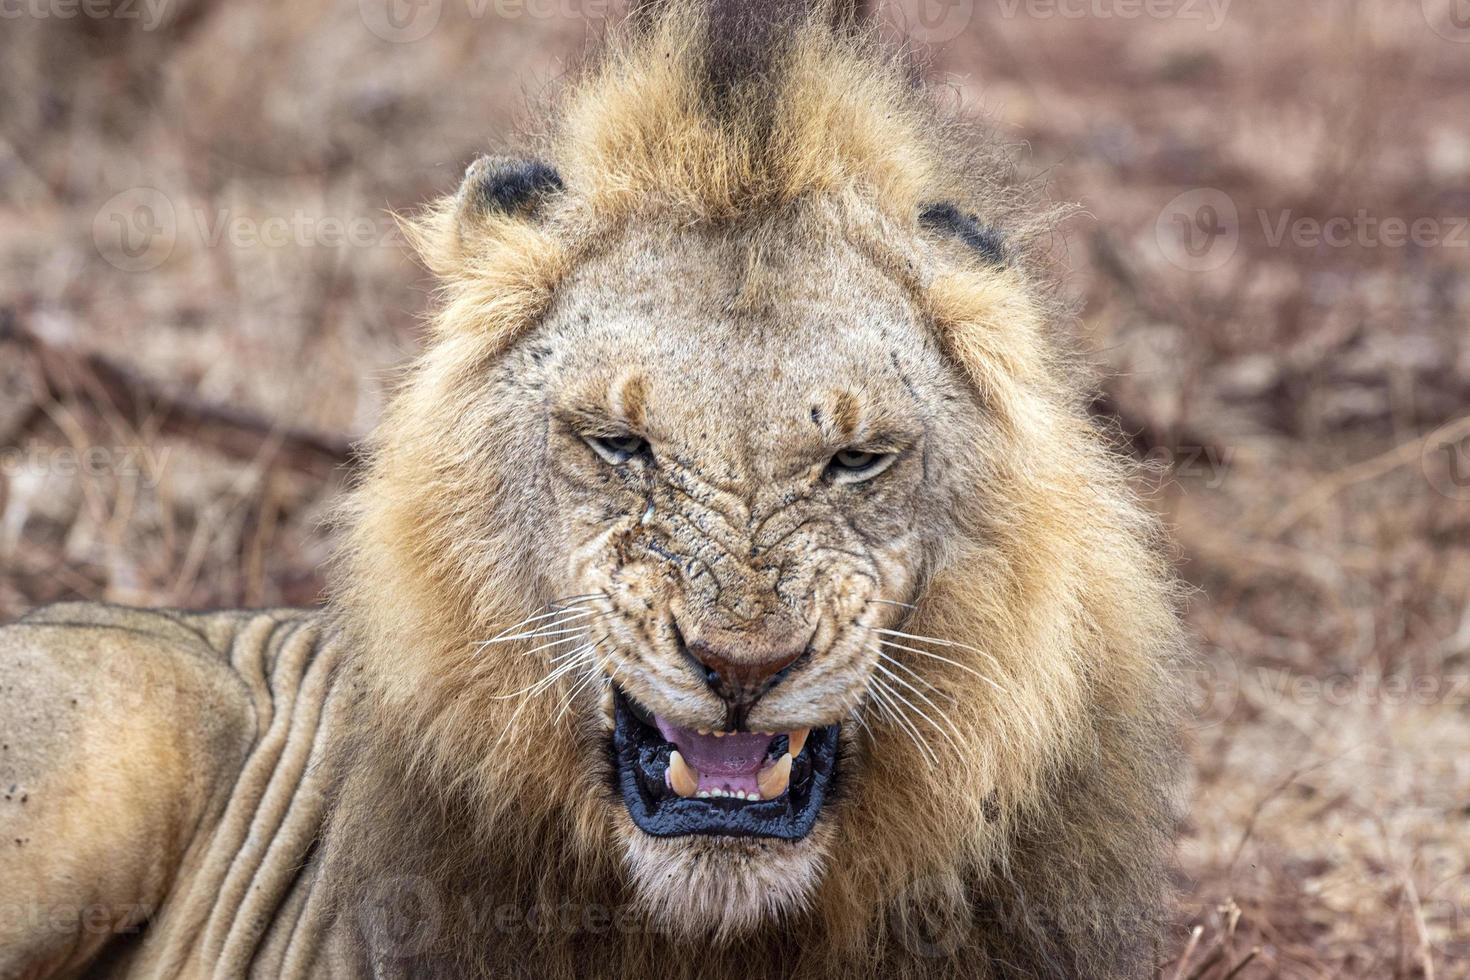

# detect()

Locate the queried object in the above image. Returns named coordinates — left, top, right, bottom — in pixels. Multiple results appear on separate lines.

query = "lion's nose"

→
left=676, top=623, right=810, bottom=715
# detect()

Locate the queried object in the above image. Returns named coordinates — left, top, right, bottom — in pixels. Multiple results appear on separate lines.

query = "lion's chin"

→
left=621, top=821, right=834, bottom=939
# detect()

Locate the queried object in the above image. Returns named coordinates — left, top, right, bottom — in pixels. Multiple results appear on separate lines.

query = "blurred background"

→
left=1, top=0, right=1468, bottom=974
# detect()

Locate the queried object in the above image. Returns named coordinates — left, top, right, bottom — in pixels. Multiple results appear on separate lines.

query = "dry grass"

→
left=2, top=1, right=1468, bottom=976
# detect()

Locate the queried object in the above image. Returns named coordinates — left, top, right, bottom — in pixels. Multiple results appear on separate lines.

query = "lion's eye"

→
left=825, top=449, right=896, bottom=484
left=585, top=433, right=648, bottom=465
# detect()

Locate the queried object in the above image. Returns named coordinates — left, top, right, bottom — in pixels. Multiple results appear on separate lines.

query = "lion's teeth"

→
left=668, top=751, right=699, bottom=798
left=788, top=728, right=809, bottom=757
left=758, top=754, right=793, bottom=800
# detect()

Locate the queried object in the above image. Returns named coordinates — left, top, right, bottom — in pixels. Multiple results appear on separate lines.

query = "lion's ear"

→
left=408, top=155, right=564, bottom=278
left=919, top=203, right=1007, bottom=266
left=456, top=155, right=564, bottom=223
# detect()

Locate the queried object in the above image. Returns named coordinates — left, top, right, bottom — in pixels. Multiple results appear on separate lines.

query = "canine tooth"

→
left=758, top=754, right=793, bottom=800
left=788, top=728, right=809, bottom=757
left=668, top=751, right=699, bottom=798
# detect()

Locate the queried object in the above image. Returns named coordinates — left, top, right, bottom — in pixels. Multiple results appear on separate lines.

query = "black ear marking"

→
left=919, top=203, right=1007, bottom=266
left=458, top=155, right=564, bottom=221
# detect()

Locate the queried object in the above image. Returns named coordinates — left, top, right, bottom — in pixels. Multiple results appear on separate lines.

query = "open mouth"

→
left=612, top=688, right=840, bottom=840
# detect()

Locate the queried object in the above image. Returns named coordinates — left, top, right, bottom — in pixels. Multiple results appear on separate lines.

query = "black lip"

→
left=611, top=688, right=840, bottom=840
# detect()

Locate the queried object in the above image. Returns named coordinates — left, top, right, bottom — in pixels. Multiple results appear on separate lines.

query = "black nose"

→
left=674, top=621, right=809, bottom=716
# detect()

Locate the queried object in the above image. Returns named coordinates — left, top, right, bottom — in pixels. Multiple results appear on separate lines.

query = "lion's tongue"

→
left=655, top=716, right=775, bottom=797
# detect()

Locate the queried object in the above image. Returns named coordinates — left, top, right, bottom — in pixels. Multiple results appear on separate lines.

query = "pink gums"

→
left=656, top=716, right=777, bottom=797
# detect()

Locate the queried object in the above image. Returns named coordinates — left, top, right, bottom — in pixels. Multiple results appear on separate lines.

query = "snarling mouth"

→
left=612, top=688, right=839, bottom=840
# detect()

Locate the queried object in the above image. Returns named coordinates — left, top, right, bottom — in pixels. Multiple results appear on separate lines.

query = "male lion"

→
left=0, top=1, right=1186, bottom=977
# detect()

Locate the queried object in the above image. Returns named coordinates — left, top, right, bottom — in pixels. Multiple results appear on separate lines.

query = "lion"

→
left=0, top=1, right=1186, bottom=977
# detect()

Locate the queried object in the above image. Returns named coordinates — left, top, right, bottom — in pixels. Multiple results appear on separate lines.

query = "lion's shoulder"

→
left=0, top=603, right=350, bottom=978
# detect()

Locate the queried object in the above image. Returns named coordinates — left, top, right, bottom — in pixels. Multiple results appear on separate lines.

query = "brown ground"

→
left=1, top=1, right=1467, bottom=976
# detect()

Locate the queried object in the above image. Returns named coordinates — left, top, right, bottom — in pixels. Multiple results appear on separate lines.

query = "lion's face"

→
left=478, top=219, right=988, bottom=934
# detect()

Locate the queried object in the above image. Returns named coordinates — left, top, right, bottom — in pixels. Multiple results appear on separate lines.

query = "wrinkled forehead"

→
left=536, top=224, right=953, bottom=457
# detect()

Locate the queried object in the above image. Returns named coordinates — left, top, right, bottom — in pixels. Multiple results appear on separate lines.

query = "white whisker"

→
left=543, top=636, right=597, bottom=662
left=477, top=621, right=595, bottom=648
left=874, top=650, right=948, bottom=698
left=867, top=678, right=938, bottom=769
left=876, top=637, right=1008, bottom=695
left=872, top=658, right=966, bottom=757
left=489, top=660, right=580, bottom=702
left=553, top=636, right=616, bottom=723
left=872, top=627, right=1005, bottom=671
left=491, top=604, right=596, bottom=639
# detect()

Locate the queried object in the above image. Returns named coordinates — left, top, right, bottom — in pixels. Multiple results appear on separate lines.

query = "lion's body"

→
left=0, top=604, right=352, bottom=979
left=1, top=3, right=1186, bottom=977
